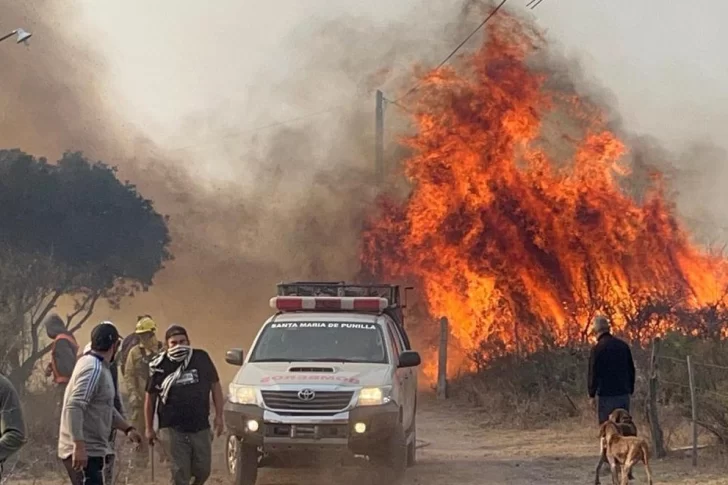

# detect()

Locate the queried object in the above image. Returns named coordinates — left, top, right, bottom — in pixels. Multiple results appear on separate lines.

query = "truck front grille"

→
left=261, top=390, right=354, bottom=411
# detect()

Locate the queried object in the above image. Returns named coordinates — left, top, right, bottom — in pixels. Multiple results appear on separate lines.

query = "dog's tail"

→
left=641, top=441, right=651, bottom=464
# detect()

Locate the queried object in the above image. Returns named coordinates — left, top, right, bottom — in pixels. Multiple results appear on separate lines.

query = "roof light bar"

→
left=269, top=296, right=388, bottom=312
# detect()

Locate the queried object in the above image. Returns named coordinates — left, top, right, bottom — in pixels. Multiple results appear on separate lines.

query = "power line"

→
left=163, top=0, right=534, bottom=153
left=394, top=0, right=510, bottom=103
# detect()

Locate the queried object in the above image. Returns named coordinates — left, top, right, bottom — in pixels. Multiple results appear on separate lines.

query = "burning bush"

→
left=360, top=10, right=728, bottom=374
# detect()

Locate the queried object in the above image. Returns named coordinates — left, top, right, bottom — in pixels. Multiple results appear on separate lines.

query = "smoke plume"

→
left=1, top=0, right=724, bottom=384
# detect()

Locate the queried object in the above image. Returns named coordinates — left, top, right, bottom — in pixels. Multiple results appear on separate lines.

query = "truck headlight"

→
left=357, top=386, right=392, bottom=406
left=228, top=384, right=258, bottom=405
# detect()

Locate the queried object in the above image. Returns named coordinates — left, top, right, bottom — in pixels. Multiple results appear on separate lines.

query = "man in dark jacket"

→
left=44, top=314, right=79, bottom=433
left=44, top=314, right=79, bottom=387
left=588, top=315, right=636, bottom=424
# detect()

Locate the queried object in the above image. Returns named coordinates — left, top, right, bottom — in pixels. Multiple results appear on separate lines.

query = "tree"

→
left=0, top=149, right=172, bottom=388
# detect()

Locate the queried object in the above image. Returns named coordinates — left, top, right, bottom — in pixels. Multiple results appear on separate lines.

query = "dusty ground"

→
left=15, top=394, right=728, bottom=485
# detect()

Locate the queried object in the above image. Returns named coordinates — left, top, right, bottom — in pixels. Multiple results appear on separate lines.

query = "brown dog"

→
left=595, top=409, right=637, bottom=485
left=599, top=419, right=653, bottom=485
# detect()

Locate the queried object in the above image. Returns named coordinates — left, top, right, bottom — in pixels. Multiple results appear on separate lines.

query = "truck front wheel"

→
left=370, top=423, right=407, bottom=484
left=234, top=441, right=259, bottom=485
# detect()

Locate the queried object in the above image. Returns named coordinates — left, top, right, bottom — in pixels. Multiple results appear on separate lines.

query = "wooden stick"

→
left=687, top=355, right=698, bottom=467
left=437, top=317, right=449, bottom=400
left=647, top=338, right=666, bottom=457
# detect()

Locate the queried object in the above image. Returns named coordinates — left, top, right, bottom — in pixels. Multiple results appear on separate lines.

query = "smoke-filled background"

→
left=2, top=0, right=728, bottom=382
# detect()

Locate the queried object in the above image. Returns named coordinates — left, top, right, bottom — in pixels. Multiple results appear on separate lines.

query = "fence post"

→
left=647, top=338, right=667, bottom=458
left=437, top=316, right=449, bottom=400
left=687, top=355, right=698, bottom=467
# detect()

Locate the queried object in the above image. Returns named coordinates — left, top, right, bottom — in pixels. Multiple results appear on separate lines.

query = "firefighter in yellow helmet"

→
left=123, top=315, right=164, bottom=467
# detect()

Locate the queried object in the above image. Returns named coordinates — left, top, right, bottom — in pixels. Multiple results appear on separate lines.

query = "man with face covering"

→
left=59, top=321, right=142, bottom=485
left=145, top=325, right=224, bottom=485
left=123, top=315, right=163, bottom=467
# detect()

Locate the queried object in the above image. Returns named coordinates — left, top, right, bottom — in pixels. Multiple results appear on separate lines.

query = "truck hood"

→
left=235, top=361, right=391, bottom=387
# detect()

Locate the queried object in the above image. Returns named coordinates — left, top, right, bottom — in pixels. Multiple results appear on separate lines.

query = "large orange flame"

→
left=361, top=13, right=728, bottom=377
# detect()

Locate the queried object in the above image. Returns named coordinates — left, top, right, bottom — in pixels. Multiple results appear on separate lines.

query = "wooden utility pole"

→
left=647, top=338, right=667, bottom=458
left=437, top=316, right=449, bottom=400
left=375, top=90, right=384, bottom=184
left=687, top=355, right=698, bottom=467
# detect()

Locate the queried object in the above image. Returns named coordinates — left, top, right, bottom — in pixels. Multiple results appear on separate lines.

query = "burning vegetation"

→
left=361, top=12, right=728, bottom=373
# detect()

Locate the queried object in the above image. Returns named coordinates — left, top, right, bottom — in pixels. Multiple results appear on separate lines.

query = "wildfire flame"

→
left=361, top=13, right=728, bottom=377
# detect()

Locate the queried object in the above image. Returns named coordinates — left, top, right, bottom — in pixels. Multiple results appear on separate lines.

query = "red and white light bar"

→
left=270, top=296, right=389, bottom=312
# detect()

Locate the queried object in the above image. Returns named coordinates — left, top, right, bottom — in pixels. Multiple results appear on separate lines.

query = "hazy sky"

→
left=68, top=0, right=727, bottom=153
left=5, top=0, right=728, bottom=371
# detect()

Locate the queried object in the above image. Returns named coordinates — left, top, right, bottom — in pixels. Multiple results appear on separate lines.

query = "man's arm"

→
left=63, top=358, right=101, bottom=446
left=144, top=392, right=156, bottom=433
left=0, top=376, right=26, bottom=462
left=110, top=363, right=124, bottom=416
left=144, top=366, right=160, bottom=435
left=204, top=351, right=224, bottom=435
left=207, top=353, right=223, bottom=418
left=212, top=382, right=224, bottom=419
left=587, top=346, right=597, bottom=398
left=627, top=347, right=636, bottom=395
left=54, top=339, right=78, bottom=379
left=111, top=406, right=133, bottom=432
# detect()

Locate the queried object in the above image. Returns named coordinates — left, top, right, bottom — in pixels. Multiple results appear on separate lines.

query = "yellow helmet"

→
left=135, top=316, right=157, bottom=334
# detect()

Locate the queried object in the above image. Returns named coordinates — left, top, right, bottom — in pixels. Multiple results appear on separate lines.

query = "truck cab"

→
left=223, top=282, right=420, bottom=485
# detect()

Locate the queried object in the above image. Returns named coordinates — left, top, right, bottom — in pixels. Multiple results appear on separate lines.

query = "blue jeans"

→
left=597, top=394, right=630, bottom=424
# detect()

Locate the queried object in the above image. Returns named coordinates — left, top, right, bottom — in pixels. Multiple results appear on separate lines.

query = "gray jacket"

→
left=58, top=353, right=123, bottom=459
left=0, top=375, right=26, bottom=463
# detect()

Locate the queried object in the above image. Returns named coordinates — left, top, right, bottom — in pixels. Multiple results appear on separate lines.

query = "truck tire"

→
left=234, top=442, right=259, bottom=485
left=370, top=423, right=407, bottom=484
left=406, top=417, right=417, bottom=467
left=225, top=434, right=238, bottom=475
left=407, top=398, right=417, bottom=467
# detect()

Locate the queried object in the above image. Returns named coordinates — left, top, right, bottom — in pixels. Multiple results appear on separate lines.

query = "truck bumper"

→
left=223, top=401, right=399, bottom=455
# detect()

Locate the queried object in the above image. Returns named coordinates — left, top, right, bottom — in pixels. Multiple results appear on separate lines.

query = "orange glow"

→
left=361, top=13, right=728, bottom=374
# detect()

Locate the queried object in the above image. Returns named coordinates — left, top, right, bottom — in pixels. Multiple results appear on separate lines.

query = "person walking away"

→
left=59, top=321, right=141, bottom=485
left=44, top=314, right=79, bottom=411
left=0, top=373, right=27, bottom=481
left=588, top=315, right=636, bottom=424
left=123, top=315, right=164, bottom=467
left=144, top=325, right=224, bottom=485
left=79, top=341, right=125, bottom=485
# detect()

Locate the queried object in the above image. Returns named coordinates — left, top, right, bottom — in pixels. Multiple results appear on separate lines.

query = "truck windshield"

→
left=250, top=321, right=388, bottom=364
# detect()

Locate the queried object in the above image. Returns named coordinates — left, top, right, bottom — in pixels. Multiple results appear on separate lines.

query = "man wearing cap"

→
left=145, top=325, right=224, bottom=485
left=59, top=321, right=142, bottom=485
left=588, top=315, right=636, bottom=424
left=78, top=339, right=125, bottom=485
left=123, top=315, right=163, bottom=467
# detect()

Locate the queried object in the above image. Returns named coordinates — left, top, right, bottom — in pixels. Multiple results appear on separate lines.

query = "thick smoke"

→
left=0, top=0, right=496, bottom=381
left=2, top=0, right=724, bottom=384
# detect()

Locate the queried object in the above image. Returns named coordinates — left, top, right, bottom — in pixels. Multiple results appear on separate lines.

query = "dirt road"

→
left=238, top=395, right=727, bottom=485
left=24, top=394, right=727, bottom=485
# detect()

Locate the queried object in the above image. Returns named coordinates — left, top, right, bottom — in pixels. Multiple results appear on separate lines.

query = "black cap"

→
left=165, top=324, right=188, bottom=341
left=90, top=321, right=121, bottom=352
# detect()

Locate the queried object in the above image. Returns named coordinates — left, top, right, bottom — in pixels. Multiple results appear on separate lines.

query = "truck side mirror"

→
left=225, top=348, right=245, bottom=366
left=398, top=350, right=421, bottom=368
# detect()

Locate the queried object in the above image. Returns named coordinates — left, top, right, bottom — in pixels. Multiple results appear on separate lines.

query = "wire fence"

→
left=647, top=338, right=728, bottom=466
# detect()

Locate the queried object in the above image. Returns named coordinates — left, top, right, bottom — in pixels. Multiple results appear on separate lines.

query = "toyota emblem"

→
left=297, top=389, right=316, bottom=401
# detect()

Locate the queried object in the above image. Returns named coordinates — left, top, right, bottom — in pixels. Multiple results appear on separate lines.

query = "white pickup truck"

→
left=223, top=282, right=421, bottom=485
